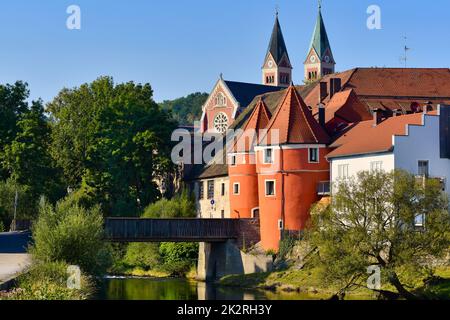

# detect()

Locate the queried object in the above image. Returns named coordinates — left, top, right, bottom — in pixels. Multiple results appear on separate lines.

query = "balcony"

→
left=317, top=181, right=331, bottom=196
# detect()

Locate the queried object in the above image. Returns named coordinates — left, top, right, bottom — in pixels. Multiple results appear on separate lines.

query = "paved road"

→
left=0, top=231, right=32, bottom=254
left=0, top=232, right=33, bottom=287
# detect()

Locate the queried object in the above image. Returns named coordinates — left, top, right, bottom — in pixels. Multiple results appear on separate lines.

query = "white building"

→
left=327, top=106, right=450, bottom=192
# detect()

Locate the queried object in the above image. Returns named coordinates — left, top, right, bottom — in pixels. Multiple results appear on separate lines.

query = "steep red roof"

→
left=232, top=99, right=271, bottom=152
left=327, top=111, right=438, bottom=158
left=324, top=89, right=372, bottom=124
left=259, top=85, right=330, bottom=145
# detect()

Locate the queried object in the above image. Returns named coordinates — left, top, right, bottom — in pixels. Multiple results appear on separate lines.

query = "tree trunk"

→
left=388, top=271, right=418, bottom=300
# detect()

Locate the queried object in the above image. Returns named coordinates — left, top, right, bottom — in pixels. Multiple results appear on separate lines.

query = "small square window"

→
left=265, top=180, right=275, bottom=196
left=230, top=155, right=236, bottom=166
left=370, top=161, right=383, bottom=172
left=264, top=148, right=274, bottom=164
left=309, top=148, right=319, bottom=163
left=233, top=183, right=240, bottom=195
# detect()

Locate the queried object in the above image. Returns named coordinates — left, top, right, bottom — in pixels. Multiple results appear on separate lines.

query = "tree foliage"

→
left=307, top=170, right=450, bottom=299
left=159, top=92, right=208, bottom=126
left=48, top=77, right=177, bottom=215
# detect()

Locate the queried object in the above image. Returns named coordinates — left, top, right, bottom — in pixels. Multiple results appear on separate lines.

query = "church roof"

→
left=308, top=5, right=332, bottom=59
left=259, top=85, right=330, bottom=145
left=266, top=14, right=290, bottom=65
left=224, top=80, right=284, bottom=110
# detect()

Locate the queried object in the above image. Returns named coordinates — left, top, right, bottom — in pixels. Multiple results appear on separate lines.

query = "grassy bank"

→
left=219, top=266, right=450, bottom=300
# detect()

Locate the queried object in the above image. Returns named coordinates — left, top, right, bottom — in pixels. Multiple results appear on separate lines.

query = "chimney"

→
left=319, top=82, right=328, bottom=101
left=329, top=78, right=342, bottom=99
left=318, top=103, right=326, bottom=128
left=373, top=108, right=383, bottom=126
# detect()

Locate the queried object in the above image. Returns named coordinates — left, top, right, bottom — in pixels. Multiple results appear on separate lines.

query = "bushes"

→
left=30, top=195, right=112, bottom=276
left=159, top=243, right=199, bottom=276
left=0, top=261, right=93, bottom=300
left=143, top=189, right=196, bottom=218
left=118, top=190, right=199, bottom=276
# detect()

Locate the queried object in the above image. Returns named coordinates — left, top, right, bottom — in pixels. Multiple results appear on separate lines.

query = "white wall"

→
left=194, top=177, right=230, bottom=219
left=331, top=153, right=395, bottom=185
left=394, top=114, right=450, bottom=192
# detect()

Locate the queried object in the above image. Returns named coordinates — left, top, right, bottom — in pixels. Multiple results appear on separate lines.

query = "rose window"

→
left=214, top=113, right=229, bottom=134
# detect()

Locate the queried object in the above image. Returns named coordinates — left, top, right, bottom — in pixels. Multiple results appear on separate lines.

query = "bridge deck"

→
left=104, top=218, right=240, bottom=242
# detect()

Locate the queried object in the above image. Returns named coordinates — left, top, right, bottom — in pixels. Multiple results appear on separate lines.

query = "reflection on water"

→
left=97, top=277, right=319, bottom=300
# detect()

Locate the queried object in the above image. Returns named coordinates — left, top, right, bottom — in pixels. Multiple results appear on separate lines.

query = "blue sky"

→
left=0, top=0, right=448, bottom=103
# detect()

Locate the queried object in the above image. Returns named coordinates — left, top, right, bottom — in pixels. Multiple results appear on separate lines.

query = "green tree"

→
left=307, top=170, right=450, bottom=300
left=0, top=179, right=36, bottom=227
left=48, top=77, right=177, bottom=215
left=0, top=81, right=33, bottom=180
left=159, top=92, right=208, bottom=126
left=2, top=101, right=63, bottom=201
left=31, top=195, right=112, bottom=276
left=143, top=189, right=196, bottom=218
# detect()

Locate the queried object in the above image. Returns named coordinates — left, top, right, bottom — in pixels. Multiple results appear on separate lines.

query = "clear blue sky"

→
left=0, top=0, right=448, bottom=103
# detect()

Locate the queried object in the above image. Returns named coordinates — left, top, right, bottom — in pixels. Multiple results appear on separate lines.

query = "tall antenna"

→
left=318, top=0, right=322, bottom=9
left=400, top=36, right=411, bottom=68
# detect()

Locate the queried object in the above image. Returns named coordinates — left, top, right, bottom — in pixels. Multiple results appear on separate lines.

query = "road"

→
left=0, top=232, right=32, bottom=288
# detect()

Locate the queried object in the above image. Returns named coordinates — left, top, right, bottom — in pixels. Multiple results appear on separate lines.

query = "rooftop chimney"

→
left=319, top=82, right=328, bottom=102
left=329, top=78, right=342, bottom=99
left=318, top=103, right=326, bottom=128
left=373, top=108, right=383, bottom=126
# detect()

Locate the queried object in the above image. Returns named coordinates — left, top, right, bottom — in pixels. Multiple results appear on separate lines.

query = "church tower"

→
left=304, top=2, right=335, bottom=82
left=262, top=13, right=292, bottom=87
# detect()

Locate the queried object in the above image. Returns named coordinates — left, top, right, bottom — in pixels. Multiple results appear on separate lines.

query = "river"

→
left=96, top=276, right=320, bottom=300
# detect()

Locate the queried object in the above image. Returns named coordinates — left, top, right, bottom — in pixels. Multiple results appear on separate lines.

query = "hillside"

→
left=159, top=92, right=208, bottom=126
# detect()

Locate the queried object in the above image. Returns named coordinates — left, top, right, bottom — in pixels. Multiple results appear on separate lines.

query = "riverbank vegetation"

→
left=111, top=190, right=199, bottom=278
left=221, top=170, right=450, bottom=300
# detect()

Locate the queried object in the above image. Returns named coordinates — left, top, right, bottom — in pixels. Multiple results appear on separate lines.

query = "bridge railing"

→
left=104, top=218, right=240, bottom=242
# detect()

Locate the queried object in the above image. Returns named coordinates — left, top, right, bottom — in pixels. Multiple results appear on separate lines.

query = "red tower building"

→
left=228, top=99, right=271, bottom=219
left=256, top=85, right=331, bottom=251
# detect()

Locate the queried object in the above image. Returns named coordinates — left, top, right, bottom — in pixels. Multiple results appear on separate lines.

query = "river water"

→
left=96, top=277, right=319, bottom=300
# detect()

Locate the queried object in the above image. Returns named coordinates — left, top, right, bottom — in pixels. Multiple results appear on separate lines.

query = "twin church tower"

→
left=262, top=3, right=335, bottom=86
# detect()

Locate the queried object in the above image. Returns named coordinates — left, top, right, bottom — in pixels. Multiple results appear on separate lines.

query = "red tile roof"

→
left=259, top=85, right=330, bottom=145
left=327, top=111, right=439, bottom=158
left=323, top=89, right=372, bottom=124
left=232, top=99, right=271, bottom=152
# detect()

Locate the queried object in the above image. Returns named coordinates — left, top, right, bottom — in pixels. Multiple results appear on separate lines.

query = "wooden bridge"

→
left=104, top=218, right=242, bottom=242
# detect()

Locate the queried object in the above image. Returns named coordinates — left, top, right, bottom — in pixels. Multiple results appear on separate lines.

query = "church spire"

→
left=262, top=12, right=292, bottom=87
left=304, top=2, right=335, bottom=82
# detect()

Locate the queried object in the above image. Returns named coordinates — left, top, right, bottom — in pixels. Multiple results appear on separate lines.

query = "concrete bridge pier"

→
left=197, top=240, right=273, bottom=282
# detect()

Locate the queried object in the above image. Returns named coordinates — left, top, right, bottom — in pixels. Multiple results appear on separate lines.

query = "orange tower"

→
left=256, top=85, right=331, bottom=251
left=228, top=99, right=271, bottom=219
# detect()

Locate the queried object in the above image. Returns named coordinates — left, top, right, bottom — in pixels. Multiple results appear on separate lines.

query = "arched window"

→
left=215, top=93, right=227, bottom=106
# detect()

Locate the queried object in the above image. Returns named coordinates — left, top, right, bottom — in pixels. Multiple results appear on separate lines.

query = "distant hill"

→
left=160, top=92, right=208, bottom=126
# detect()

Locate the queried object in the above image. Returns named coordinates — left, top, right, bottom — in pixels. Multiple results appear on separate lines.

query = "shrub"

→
left=30, top=195, right=112, bottom=276
left=123, top=243, right=161, bottom=270
left=159, top=242, right=198, bottom=275
left=0, top=261, right=94, bottom=300
left=143, top=189, right=196, bottom=218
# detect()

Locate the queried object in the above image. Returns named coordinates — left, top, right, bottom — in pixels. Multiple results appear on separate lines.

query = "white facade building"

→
left=329, top=106, right=450, bottom=193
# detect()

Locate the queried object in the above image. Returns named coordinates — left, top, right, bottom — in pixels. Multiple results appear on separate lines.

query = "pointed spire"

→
left=309, top=3, right=332, bottom=59
left=266, top=13, right=290, bottom=65
left=259, top=85, right=330, bottom=145
left=233, top=99, right=272, bottom=153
